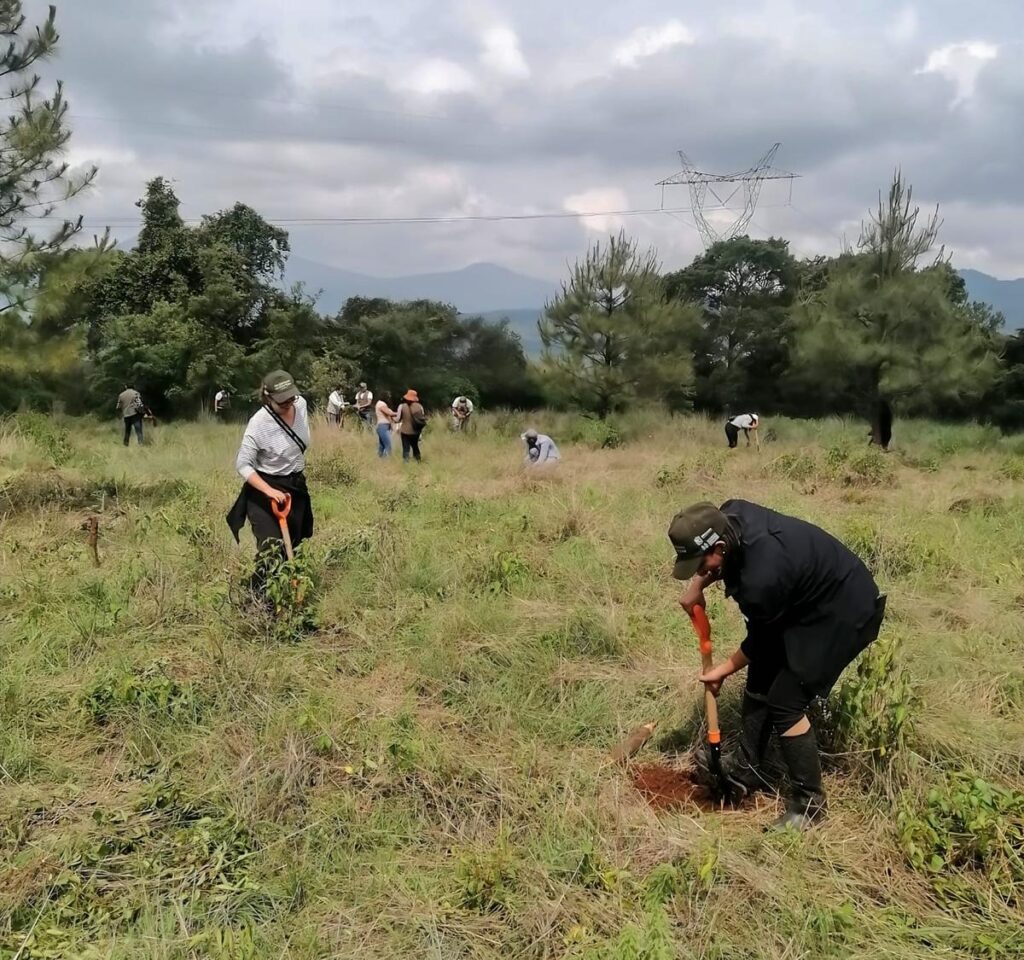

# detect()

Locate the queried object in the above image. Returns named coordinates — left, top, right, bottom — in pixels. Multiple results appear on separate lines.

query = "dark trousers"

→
left=745, top=596, right=887, bottom=733
left=725, top=422, right=739, bottom=448
left=401, top=433, right=421, bottom=461
left=123, top=413, right=144, bottom=445
left=745, top=641, right=812, bottom=734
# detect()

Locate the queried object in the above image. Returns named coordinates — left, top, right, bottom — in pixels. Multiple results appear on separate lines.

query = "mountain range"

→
left=283, top=257, right=1024, bottom=352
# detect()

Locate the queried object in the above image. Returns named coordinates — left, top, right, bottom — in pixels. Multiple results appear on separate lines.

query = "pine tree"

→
left=794, top=172, right=998, bottom=421
left=0, top=2, right=96, bottom=311
left=539, top=231, right=699, bottom=417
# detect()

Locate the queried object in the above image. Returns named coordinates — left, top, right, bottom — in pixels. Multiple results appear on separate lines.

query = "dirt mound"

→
left=630, top=763, right=748, bottom=812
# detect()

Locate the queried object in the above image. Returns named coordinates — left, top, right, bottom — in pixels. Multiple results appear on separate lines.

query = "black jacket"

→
left=721, top=499, right=881, bottom=694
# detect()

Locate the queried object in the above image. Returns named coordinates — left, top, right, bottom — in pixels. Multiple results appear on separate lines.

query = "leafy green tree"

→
left=664, top=236, right=798, bottom=412
left=794, top=172, right=999, bottom=421
left=990, top=331, right=1024, bottom=432
left=197, top=202, right=289, bottom=281
left=94, top=301, right=245, bottom=413
left=540, top=231, right=699, bottom=417
left=135, top=176, right=184, bottom=253
left=0, top=2, right=96, bottom=312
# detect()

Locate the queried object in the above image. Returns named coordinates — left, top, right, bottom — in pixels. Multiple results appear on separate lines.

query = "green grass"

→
left=1, top=409, right=1023, bottom=958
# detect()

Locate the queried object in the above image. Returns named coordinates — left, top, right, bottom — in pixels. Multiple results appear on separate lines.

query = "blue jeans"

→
left=123, top=414, right=144, bottom=445
left=376, top=423, right=392, bottom=457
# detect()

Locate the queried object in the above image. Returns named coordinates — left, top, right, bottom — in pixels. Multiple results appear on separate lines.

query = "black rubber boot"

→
left=771, top=729, right=827, bottom=831
left=694, top=693, right=775, bottom=798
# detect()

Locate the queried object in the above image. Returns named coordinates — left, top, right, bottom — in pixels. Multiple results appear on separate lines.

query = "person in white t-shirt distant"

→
left=326, top=385, right=347, bottom=427
left=725, top=413, right=760, bottom=450
left=522, top=428, right=560, bottom=466
left=451, top=395, right=474, bottom=431
left=227, top=369, right=313, bottom=595
left=214, top=388, right=230, bottom=418
left=354, top=382, right=374, bottom=430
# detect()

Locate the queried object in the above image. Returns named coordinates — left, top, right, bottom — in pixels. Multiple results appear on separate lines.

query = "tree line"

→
left=1, top=3, right=1021, bottom=430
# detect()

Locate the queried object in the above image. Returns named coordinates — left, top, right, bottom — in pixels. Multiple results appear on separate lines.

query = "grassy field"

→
left=1, top=408, right=1023, bottom=959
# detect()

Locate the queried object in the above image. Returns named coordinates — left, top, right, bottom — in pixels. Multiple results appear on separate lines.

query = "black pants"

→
left=401, top=433, right=421, bottom=461
left=745, top=596, right=887, bottom=733
left=123, top=413, right=144, bottom=445
left=725, top=422, right=739, bottom=448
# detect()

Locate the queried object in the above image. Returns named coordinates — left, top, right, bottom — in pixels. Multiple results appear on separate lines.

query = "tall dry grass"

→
left=0, top=408, right=1022, bottom=958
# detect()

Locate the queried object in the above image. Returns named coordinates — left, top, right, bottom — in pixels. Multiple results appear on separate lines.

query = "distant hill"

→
left=284, top=257, right=557, bottom=316
left=476, top=308, right=544, bottom=354
left=959, top=269, right=1024, bottom=330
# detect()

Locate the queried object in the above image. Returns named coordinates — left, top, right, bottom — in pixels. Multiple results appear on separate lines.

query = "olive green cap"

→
left=667, top=502, right=728, bottom=580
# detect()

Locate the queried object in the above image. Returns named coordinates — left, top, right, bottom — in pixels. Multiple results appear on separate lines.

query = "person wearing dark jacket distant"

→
left=670, top=499, right=886, bottom=830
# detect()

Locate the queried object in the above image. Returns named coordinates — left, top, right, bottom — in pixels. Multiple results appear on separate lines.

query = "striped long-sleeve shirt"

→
left=235, top=397, right=310, bottom=480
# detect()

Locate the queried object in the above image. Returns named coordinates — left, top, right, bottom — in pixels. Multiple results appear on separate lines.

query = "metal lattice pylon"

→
left=656, top=143, right=798, bottom=246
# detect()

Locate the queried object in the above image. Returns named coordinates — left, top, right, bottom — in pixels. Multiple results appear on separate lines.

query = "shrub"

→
left=306, top=450, right=358, bottom=486
left=899, top=773, right=1024, bottom=905
left=840, top=449, right=895, bottom=487
left=455, top=844, right=516, bottom=913
left=568, top=416, right=623, bottom=449
left=767, top=451, right=818, bottom=482
left=821, top=631, right=916, bottom=775
left=655, top=451, right=725, bottom=488
left=480, top=550, right=530, bottom=595
left=83, top=663, right=199, bottom=725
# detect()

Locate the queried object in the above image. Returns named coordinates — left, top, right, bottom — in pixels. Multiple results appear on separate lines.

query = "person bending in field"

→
left=326, top=385, right=347, bottom=427
left=725, top=412, right=759, bottom=449
left=521, top=428, right=560, bottom=466
left=670, top=500, right=886, bottom=831
left=227, top=370, right=313, bottom=594
left=451, top=395, right=474, bottom=431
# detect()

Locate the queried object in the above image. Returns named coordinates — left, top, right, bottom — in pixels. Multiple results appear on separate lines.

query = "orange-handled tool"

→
left=689, top=601, right=732, bottom=802
left=270, top=493, right=294, bottom=561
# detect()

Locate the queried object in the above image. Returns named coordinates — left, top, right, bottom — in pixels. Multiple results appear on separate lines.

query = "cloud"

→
left=563, top=187, right=630, bottom=233
left=399, top=58, right=477, bottom=96
left=480, top=24, right=530, bottom=78
left=918, top=41, right=998, bottom=107
left=885, top=6, right=917, bottom=43
left=32, top=0, right=1024, bottom=281
left=613, top=20, right=694, bottom=68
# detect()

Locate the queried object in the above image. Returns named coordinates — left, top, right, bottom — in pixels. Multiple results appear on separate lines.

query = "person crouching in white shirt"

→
left=725, top=413, right=760, bottom=450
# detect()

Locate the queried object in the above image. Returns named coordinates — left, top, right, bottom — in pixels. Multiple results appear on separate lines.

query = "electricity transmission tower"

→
left=656, top=143, right=798, bottom=246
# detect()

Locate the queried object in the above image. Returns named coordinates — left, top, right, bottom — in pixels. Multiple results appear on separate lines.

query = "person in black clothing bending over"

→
left=670, top=500, right=886, bottom=830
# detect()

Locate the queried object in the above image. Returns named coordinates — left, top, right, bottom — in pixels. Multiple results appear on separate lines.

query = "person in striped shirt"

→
left=226, top=370, right=314, bottom=586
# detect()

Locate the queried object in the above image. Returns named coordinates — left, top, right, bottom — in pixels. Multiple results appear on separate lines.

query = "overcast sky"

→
left=29, top=0, right=1024, bottom=280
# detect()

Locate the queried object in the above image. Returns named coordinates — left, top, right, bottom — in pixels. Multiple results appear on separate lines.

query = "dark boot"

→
left=771, top=729, right=827, bottom=831
left=695, top=693, right=775, bottom=798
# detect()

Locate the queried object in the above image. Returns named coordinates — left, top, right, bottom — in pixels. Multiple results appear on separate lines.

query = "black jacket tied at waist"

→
left=227, top=471, right=313, bottom=549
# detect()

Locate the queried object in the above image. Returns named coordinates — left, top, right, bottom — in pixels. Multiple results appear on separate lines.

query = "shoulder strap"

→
left=263, top=404, right=307, bottom=454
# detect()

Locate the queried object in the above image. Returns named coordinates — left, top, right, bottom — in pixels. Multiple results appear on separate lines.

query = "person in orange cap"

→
left=395, top=389, right=428, bottom=462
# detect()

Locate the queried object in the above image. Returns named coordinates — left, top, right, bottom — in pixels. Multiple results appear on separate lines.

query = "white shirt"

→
left=355, top=389, right=373, bottom=409
left=235, top=396, right=310, bottom=480
left=214, top=390, right=227, bottom=410
left=452, top=397, right=474, bottom=414
left=327, top=390, right=346, bottom=414
left=522, top=432, right=560, bottom=464
left=728, top=414, right=758, bottom=430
